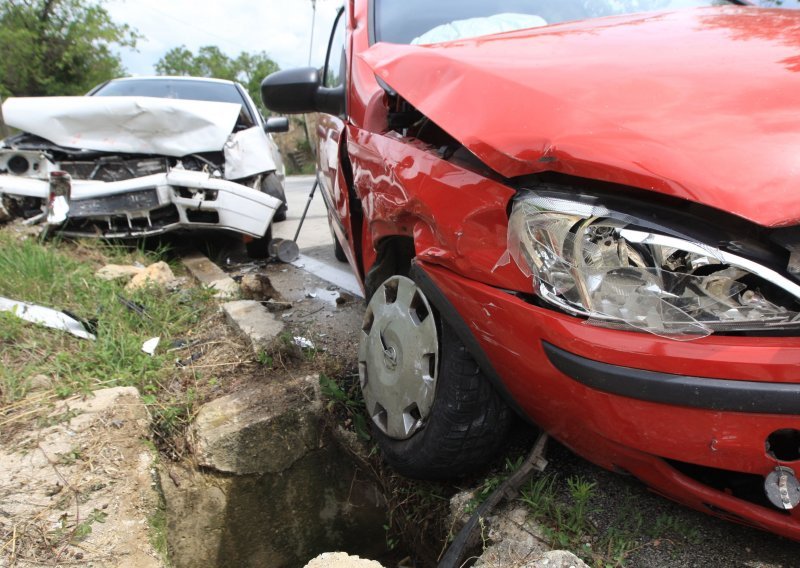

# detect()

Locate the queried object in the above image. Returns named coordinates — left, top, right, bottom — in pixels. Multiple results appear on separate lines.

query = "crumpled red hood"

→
left=361, top=7, right=800, bottom=227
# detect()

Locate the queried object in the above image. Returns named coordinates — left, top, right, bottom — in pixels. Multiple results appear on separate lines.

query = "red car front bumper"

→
left=414, top=260, right=800, bottom=540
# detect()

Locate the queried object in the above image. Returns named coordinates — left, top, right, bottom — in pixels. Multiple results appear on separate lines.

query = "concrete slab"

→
left=222, top=300, right=284, bottom=352
left=182, top=252, right=239, bottom=298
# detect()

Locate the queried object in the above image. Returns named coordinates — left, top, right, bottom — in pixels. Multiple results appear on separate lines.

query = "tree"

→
left=155, top=46, right=279, bottom=114
left=0, top=0, right=139, bottom=98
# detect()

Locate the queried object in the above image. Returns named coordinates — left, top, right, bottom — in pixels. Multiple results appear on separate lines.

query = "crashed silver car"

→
left=0, top=76, right=288, bottom=256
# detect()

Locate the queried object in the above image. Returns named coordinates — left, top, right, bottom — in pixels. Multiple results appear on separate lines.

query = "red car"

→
left=263, top=0, right=800, bottom=540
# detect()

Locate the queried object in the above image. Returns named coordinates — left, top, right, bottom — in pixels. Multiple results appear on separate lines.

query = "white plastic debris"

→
left=141, top=337, right=161, bottom=356
left=0, top=296, right=96, bottom=340
left=293, top=336, right=315, bottom=349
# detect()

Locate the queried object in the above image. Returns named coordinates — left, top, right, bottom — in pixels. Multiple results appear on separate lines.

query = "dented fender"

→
left=347, top=125, right=528, bottom=289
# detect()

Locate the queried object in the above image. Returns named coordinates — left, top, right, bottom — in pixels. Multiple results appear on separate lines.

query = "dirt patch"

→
left=0, top=387, right=162, bottom=566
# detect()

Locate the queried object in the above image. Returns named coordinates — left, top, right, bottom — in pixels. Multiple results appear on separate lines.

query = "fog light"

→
left=764, top=466, right=800, bottom=510
left=7, top=154, right=30, bottom=175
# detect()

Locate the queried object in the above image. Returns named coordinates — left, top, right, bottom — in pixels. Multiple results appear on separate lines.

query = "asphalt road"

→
left=271, top=175, right=362, bottom=297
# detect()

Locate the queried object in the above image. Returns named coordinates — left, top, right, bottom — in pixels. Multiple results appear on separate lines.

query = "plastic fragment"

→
left=0, top=296, right=96, bottom=340
left=293, top=336, right=314, bottom=349
left=142, top=336, right=161, bottom=356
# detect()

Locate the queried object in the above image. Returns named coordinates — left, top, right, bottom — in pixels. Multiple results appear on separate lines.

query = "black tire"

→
left=371, top=319, right=512, bottom=479
left=330, top=223, right=348, bottom=262
left=260, top=172, right=287, bottom=222
left=245, top=226, right=273, bottom=259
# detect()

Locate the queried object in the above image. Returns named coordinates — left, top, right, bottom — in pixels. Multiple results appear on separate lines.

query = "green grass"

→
left=0, top=232, right=217, bottom=436
left=518, top=473, right=701, bottom=567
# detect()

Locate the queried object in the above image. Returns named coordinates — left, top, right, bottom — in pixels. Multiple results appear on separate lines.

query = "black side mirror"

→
left=261, top=67, right=344, bottom=116
left=264, top=116, right=289, bottom=133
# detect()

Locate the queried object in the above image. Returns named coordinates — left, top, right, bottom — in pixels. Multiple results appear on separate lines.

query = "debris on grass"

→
left=0, top=296, right=96, bottom=340
left=293, top=336, right=315, bottom=350
left=142, top=337, right=161, bottom=356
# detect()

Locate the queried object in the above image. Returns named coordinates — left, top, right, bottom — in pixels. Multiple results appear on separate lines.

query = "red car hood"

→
left=362, top=7, right=800, bottom=227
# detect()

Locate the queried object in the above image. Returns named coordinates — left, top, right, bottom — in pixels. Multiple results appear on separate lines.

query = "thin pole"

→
left=293, top=180, right=318, bottom=242
left=308, top=0, right=317, bottom=65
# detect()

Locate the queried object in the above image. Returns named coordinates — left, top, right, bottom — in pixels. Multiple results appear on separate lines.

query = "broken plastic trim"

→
left=46, top=171, right=71, bottom=225
left=504, top=191, right=800, bottom=340
left=0, top=296, right=96, bottom=340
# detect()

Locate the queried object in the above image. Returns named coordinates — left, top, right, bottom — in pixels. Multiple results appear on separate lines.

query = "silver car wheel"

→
left=358, top=275, right=438, bottom=440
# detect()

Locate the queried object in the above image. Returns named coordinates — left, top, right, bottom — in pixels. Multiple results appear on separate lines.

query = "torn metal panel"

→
left=347, top=124, right=529, bottom=290
left=361, top=7, right=800, bottom=227
left=2, top=97, right=241, bottom=156
left=223, top=126, right=278, bottom=180
left=0, top=296, right=96, bottom=340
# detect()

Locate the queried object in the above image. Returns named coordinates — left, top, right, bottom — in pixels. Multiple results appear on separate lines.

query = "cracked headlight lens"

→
left=506, top=192, right=800, bottom=339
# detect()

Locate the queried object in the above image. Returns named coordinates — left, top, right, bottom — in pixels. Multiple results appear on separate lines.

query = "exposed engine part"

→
left=61, top=157, right=170, bottom=182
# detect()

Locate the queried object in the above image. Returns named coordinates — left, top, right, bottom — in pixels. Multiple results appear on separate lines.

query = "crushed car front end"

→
left=359, top=4, right=800, bottom=538
left=0, top=95, right=281, bottom=239
left=263, top=0, right=800, bottom=540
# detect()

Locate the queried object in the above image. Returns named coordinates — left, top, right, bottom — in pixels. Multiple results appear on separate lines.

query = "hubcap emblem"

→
left=383, top=346, right=398, bottom=369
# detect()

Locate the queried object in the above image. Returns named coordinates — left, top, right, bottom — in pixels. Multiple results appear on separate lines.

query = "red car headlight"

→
left=507, top=191, right=800, bottom=340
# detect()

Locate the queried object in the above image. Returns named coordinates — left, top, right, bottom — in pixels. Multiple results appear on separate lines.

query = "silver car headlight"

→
left=506, top=191, right=800, bottom=340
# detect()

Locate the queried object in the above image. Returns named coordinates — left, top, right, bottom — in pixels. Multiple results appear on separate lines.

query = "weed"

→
left=646, top=512, right=701, bottom=544
left=49, top=507, right=108, bottom=544
left=518, top=473, right=705, bottom=567
left=520, top=474, right=601, bottom=562
left=73, top=509, right=108, bottom=541
left=319, top=372, right=370, bottom=441
left=465, top=455, right=526, bottom=514
left=383, top=523, right=399, bottom=551
left=57, top=446, right=84, bottom=465
left=256, top=350, right=273, bottom=367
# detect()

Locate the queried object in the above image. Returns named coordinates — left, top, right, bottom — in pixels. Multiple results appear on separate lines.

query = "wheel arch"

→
left=365, top=237, right=531, bottom=424
left=409, top=260, right=532, bottom=424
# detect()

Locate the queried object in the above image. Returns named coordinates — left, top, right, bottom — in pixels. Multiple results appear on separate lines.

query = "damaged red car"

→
left=262, top=0, right=800, bottom=540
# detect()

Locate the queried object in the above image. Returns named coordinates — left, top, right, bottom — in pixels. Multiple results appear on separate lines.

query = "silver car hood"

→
left=2, top=96, right=241, bottom=157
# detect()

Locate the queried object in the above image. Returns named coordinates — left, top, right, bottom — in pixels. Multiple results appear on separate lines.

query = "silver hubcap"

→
left=358, top=276, right=438, bottom=440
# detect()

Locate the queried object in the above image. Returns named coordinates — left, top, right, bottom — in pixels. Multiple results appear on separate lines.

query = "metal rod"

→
left=293, top=179, right=318, bottom=242
left=438, top=433, right=549, bottom=568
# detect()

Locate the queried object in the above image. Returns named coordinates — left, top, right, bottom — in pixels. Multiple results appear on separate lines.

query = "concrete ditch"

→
left=159, top=375, right=389, bottom=568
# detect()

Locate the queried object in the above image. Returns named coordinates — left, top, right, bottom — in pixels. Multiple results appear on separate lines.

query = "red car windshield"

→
left=374, top=0, right=738, bottom=44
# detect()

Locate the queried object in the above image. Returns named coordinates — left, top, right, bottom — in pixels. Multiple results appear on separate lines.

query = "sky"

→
left=104, top=0, right=800, bottom=77
left=104, top=0, right=341, bottom=76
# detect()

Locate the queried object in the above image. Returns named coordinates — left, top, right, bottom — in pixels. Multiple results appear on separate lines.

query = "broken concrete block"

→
left=240, top=272, right=279, bottom=301
left=535, top=551, right=590, bottom=567
left=190, top=376, right=321, bottom=475
left=222, top=299, right=284, bottom=352
left=182, top=252, right=238, bottom=298
left=125, top=261, right=175, bottom=291
left=471, top=504, right=589, bottom=568
left=305, top=552, right=385, bottom=568
left=95, top=263, right=144, bottom=281
left=165, top=376, right=388, bottom=568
